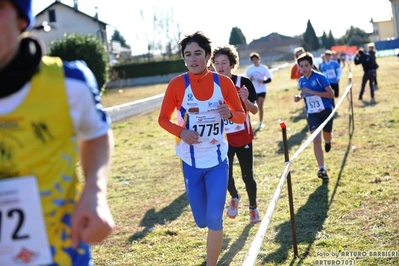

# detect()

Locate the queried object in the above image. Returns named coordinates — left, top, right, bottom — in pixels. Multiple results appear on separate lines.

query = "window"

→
left=48, top=9, right=56, bottom=23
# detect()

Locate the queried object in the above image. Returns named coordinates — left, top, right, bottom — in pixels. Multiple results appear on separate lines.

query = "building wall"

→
left=370, top=19, right=394, bottom=42
left=391, top=0, right=399, bottom=38
left=379, top=20, right=395, bottom=39
left=236, top=34, right=302, bottom=66
left=32, top=4, right=107, bottom=53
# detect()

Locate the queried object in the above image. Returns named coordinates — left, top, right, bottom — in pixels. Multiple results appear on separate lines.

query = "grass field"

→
left=92, top=56, right=399, bottom=265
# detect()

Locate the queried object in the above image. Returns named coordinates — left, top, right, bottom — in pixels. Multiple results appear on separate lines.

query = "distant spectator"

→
left=368, top=45, right=379, bottom=88
left=354, top=48, right=376, bottom=102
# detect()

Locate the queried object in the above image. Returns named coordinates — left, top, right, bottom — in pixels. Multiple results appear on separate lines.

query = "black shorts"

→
left=307, top=108, right=333, bottom=132
left=256, top=92, right=266, bottom=99
left=330, top=83, right=339, bottom=98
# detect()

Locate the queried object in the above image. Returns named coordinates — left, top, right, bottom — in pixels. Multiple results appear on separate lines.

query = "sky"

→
left=32, top=0, right=393, bottom=56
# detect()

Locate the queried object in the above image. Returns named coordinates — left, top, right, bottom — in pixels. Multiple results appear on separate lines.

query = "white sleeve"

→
left=245, top=66, right=251, bottom=77
left=66, top=80, right=110, bottom=141
left=63, top=60, right=110, bottom=141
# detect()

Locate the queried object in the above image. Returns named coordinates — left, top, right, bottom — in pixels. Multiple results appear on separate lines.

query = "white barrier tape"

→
left=102, top=64, right=289, bottom=123
left=242, top=81, right=353, bottom=266
left=242, top=163, right=291, bottom=266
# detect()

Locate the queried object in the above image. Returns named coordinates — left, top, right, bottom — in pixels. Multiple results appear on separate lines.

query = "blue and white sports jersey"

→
left=319, top=60, right=342, bottom=85
left=298, top=71, right=333, bottom=111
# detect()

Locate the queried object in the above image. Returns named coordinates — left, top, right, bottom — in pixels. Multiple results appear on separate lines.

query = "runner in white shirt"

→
left=245, top=52, right=272, bottom=130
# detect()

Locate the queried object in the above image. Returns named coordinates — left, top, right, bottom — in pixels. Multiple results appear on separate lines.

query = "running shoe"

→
left=317, top=168, right=329, bottom=179
left=325, top=142, right=331, bottom=153
left=249, top=208, right=261, bottom=224
left=227, top=196, right=240, bottom=218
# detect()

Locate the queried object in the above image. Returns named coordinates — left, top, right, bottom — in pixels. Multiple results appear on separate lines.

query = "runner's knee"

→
left=206, top=216, right=223, bottom=231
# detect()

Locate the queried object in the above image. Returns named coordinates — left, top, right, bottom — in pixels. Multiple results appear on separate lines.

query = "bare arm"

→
left=238, top=85, right=258, bottom=114
left=244, top=99, right=258, bottom=115
left=71, top=130, right=115, bottom=248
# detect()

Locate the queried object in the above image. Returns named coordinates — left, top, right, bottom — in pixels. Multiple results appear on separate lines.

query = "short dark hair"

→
left=211, top=45, right=239, bottom=69
left=179, top=31, right=212, bottom=58
left=297, top=52, right=314, bottom=66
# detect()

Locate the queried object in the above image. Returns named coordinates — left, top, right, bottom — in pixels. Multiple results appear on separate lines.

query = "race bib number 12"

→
left=0, top=176, right=52, bottom=265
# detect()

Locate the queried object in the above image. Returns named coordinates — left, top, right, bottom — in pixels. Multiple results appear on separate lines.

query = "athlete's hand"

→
left=180, top=129, right=200, bottom=145
left=238, top=86, right=249, bottom=101
left=71, top=190, right=115, bottom=249
left=218, top=100, right=232, bottom=119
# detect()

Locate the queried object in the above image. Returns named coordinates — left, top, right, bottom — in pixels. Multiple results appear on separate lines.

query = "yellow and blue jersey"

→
left=0, top=56, right=108, bottom=265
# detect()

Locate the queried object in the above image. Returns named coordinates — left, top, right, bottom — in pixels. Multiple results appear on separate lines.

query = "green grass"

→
left=92, top=57, right=399, bottom=265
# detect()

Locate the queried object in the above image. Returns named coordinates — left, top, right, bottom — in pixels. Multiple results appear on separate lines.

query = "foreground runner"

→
left=211, top=45, right=261, bottom=224
left=293, top=52, right=334, bottom=179
left=158, top=31, right=245, bottom=265
left=0, top=1, right=114, bottom=265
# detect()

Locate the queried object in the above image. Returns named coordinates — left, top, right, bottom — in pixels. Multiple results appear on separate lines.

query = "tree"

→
left=327, top=30, right=336, bottom=48
left=111, top=30, right=130, bottom=48
left=321, top=31, right=329, bottom=49
left=302, top=19, right=320, bottom=51
left=320, top=30, right=337, bottom=49
left=138, top=7, right=182, bottom=61
left=336, top=26, right=370, bottom=46
left=229, top=27, right=247, bottom=46
left=155, top=8, right=182, bottom=58
left=49, top=33, right=108, bottom=89
left=347, top=35, right=366, bottom=46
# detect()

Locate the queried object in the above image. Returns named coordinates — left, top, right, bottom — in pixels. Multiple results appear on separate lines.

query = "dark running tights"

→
left=227, top=142, right=257, bottom=207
